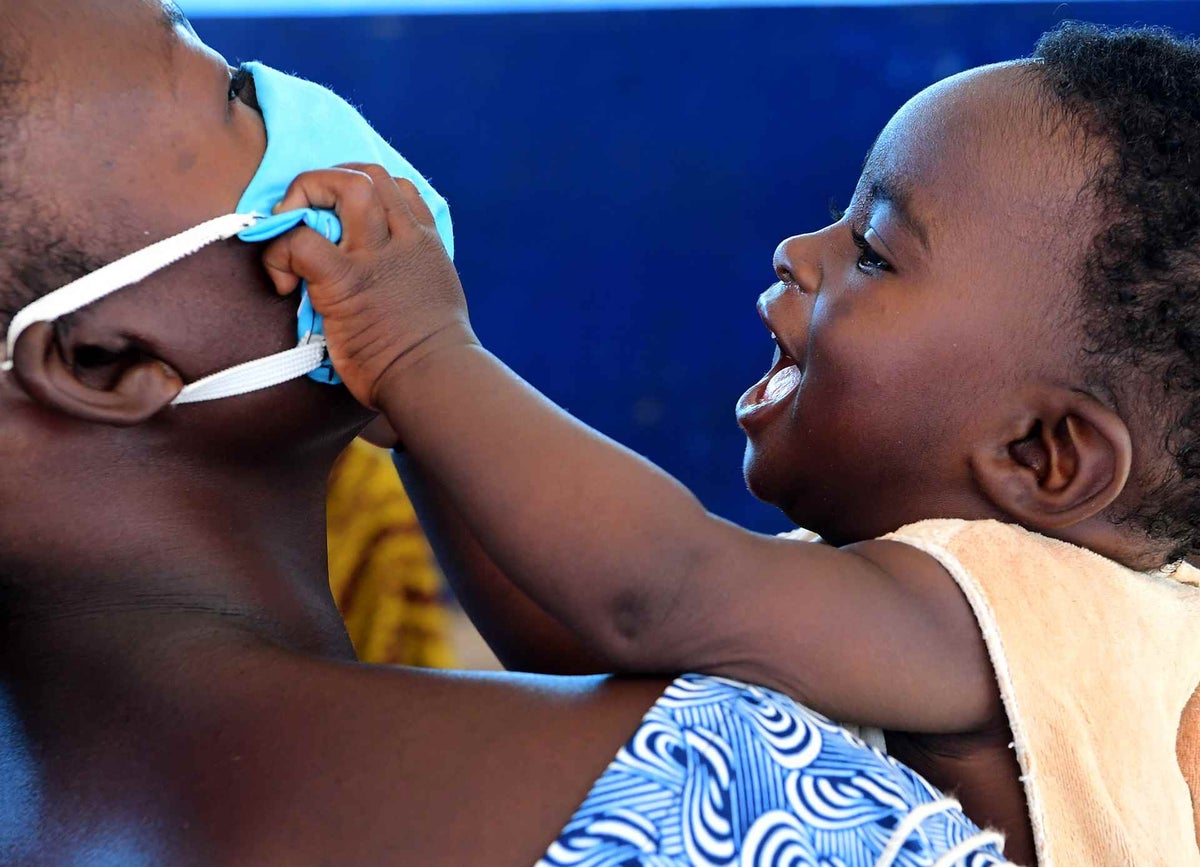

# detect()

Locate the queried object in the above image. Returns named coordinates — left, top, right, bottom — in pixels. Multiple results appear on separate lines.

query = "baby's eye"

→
left=850, top=228, right=892, bottom=274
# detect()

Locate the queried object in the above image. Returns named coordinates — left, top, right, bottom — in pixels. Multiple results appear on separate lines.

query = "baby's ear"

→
left=9, top=319, right=182, bottom=425
left=970, top=388, right=1132, bottom=530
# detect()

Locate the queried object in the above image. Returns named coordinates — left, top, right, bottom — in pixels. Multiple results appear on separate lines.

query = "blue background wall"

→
left=194, top=2, right=1200, bottom=532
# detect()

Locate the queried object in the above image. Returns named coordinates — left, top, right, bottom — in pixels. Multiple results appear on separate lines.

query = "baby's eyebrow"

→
left=869, top=175, right=931, bottom=255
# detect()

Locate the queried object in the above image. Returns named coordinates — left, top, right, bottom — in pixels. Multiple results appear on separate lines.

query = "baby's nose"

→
left=772, top=234, right=821, bottom=293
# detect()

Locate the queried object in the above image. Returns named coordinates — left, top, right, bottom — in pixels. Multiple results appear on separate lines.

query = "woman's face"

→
left=737, top=63, right=1100, bottom=543
left=8, top=0, right=371, bottom=447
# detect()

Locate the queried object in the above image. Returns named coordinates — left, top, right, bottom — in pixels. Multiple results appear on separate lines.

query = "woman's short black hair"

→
left=1034, top=22, right=1200, bottom=563
left=0, top=35, right=106, bottom=332
left=0, top=42, right=29, bottom=324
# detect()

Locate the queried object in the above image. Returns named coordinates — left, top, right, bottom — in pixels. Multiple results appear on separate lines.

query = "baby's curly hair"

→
left=1033, top=22, right=1200, bottom=563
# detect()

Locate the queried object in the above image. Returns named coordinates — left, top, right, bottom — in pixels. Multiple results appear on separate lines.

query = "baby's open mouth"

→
left=738, top=334, right=802, bottom=421
left=763, top=358, right=801, bottom=403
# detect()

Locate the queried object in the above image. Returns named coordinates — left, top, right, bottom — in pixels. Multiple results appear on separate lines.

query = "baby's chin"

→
left=741, top=445, right=869, bottom=542
left=741, top=441, right=771, bottom=500
left=741, top=444, right=802, bottom=522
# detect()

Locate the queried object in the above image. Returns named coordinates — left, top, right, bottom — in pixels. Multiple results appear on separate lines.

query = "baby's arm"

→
left=267, top=167, right=997, bottom=732
left=384, top=344, right=993, bottom=731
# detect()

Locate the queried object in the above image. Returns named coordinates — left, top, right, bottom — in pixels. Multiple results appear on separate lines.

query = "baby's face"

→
left=738, top=62, right=1100, bottom=543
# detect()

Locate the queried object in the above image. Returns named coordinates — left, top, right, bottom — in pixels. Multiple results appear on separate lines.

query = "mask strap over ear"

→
left=0, top=212, right=329, bottom=406
left=171, top=338, right=326, bottom=404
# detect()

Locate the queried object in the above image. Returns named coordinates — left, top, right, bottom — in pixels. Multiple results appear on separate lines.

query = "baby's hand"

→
left=261, top=163, right=472, bottom=408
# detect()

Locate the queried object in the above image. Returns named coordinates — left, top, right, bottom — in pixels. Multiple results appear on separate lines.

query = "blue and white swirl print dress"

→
left=539, top=674, right=1009, bottom=867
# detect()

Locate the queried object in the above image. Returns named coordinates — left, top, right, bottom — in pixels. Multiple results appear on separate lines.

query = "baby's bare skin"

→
left=888, top=729, right=1032, bottom=864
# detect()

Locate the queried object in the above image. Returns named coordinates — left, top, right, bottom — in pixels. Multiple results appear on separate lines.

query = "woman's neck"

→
left=0, top=447, right=356, bottom=669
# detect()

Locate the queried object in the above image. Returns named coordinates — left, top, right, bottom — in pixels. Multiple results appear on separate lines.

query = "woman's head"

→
left=0, top=1, right=378, bottom=584
left=740, top=22, right=1200, bottom=566
left=0, top=1, right=371, bottom=457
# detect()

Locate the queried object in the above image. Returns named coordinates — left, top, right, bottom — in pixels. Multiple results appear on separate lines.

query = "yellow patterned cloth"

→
left=326, top=439, right=455, bottom=668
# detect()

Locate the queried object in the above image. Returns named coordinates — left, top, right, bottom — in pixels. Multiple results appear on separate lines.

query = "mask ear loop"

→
left=171, top=337, right=326, bottom=404
left=1, top=212, right=329, bottom=406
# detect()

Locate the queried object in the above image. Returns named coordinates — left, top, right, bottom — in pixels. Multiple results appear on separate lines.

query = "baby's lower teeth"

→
left=764, top=365, right=800, bottom=402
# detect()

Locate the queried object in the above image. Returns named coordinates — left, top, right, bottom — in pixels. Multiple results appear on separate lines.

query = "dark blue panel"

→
left=197, top=3, right=1200, bottom=532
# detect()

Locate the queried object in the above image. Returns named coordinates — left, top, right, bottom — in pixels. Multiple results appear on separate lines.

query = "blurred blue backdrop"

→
left=191, top=1, right=1200, bottom=533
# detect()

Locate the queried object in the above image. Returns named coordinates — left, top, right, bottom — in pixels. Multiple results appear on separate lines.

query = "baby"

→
left=259, top=21, right=1200, bottom=866
left=263, top=20, right=1200, bottom=866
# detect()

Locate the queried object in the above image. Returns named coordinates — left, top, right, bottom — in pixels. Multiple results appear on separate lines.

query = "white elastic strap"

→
left=2, top=212, right=261, bottom=370
left=172, top=337, right=327, bottom=404
left=875, top=799, right=963, bottom=867
left=929, top=831, right=1008, bottom=867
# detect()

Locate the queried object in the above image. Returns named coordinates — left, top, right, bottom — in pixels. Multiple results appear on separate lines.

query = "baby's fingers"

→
left=336, top=164, right=436, bottom=240
left=273, top=168, right=391, bottom=251
left=393, top=178, right=437, bottom=231
left=261, top=225, right=352, bottom=296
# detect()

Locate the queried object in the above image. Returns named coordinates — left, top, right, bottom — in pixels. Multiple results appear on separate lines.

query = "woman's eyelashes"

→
left=227, top=64, right=258, bottom=111
left=228, top=65, right=247, bottom=101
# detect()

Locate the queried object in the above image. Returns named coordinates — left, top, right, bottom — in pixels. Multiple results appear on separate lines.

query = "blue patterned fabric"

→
left=539, top=674, right=1009, bottom=867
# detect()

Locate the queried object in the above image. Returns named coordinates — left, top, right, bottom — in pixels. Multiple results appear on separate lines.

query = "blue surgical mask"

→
left=2, top=62, right=453, bottom=404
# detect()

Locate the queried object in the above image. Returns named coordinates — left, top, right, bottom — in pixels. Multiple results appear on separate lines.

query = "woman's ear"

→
left=970, top=388, right=1133, bottom=529
left=9, top=320, right=183, bottom=425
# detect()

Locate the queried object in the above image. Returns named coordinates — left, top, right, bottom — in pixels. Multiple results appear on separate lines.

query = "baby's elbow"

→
left=595, top=548, right=703, bottom=672
left=573, top=515, right=722, bottom=671
left=594, top=587, right=661, bottom=670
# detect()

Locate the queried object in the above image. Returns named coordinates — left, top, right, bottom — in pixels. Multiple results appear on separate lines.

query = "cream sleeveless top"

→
left=877, top=519, right=1200, bottom=866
